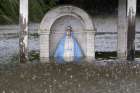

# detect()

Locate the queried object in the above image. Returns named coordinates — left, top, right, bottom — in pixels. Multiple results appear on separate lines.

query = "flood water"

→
left=0, top=61, right=140, bottom=93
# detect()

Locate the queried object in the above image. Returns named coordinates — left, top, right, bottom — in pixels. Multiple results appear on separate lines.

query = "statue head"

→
left=65, top=26, right=72, bottom=36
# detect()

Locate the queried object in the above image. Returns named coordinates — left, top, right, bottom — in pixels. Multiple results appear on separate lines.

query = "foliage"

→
left=1, top=0, right=140, bottom=24
left=9, top=50, right=40, bottom=63
left=29, top=50, right=40, bottom=62
left=0, top=0, right=19, bottom=24
left=29, top=0, right=56, bottom=22
left=0, top=0, right=56, bottom=24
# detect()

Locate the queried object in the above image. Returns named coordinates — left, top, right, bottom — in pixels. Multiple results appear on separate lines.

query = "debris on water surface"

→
left=0, top=62, right=140, bottom=93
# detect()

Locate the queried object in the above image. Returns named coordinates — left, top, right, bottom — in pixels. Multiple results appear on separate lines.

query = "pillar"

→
left=19, top=0, right=28, bottom=63
left=117, top=0, right=127, bottom=60
left=40, top=32, right=50, bottom=63
left=127, top=0, right=137, bottom=60
left=86, top=30, right=95, bottom=61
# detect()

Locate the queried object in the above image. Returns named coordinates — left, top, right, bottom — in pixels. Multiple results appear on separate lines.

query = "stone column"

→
left=40, top=31, right=50, bottom=62
left=19, top=0, right=28, bottom=63
left=117, top=0, right=127, bottom=60
left=86, top=30, right=95, bottom=61
left=127, top=0, right=137, bottom=60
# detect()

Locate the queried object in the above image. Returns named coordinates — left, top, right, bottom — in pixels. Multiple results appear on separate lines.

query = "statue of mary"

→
left=54, top=26, right=84, bottom=63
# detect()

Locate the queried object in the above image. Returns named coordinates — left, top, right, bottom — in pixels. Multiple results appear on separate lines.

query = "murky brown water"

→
left=0, top=61, right=140, bottom=93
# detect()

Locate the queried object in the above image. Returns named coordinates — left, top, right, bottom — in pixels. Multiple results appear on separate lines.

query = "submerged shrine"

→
left=39, top=5, right=96, bottom=62
left=19, top=0, right=137, bottom=63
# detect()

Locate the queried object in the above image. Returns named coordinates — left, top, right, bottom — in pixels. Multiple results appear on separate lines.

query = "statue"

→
left=54, top=26, right=84, bottom=63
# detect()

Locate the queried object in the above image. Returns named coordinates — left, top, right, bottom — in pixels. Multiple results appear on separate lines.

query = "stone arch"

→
left=39, top=5, right=96, bottom=61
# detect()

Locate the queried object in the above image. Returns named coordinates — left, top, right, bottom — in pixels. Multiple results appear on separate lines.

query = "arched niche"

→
left=39, top=5, right=96, bottom=61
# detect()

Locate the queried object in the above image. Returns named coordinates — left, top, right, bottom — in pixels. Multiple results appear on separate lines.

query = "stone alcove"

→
left=39, top=5, right=96, bottom=61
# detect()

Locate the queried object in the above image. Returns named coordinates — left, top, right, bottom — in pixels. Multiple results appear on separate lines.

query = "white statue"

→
left=54, top=26, right=84, bottom=63
left=63, top=26, right=74, bottom=62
